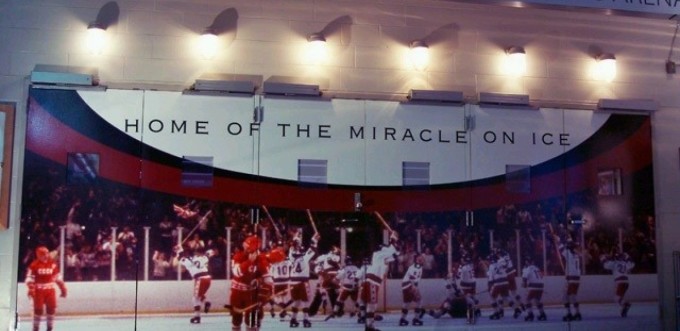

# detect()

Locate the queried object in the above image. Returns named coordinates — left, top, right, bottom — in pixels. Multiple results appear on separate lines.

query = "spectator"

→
left=152, top=250, right=171, bottom=280
left=421, top=248, right=435, bottom=278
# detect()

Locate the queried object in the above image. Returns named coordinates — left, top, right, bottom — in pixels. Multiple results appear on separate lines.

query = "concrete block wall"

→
left=2, top=1, right=680, bottom=330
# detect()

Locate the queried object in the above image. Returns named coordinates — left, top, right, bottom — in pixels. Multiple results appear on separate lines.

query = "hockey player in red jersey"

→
left=230, top=235, right=283, bottom=331
left=25, top=246, right=67, bottom=331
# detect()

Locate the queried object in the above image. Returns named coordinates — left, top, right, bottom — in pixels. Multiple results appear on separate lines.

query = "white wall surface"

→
left=2, top=0, right=680, bottom=330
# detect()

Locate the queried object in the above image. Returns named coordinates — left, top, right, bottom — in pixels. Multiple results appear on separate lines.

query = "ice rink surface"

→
left=16, top=302, right=661, bottom=331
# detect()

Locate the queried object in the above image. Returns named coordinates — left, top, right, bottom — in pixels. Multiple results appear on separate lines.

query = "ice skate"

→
left=466, top=308, right=477, bottom=324
left=289, top=318, right=299, bottom=328
left=190, top=316, right=201, bottom=324
left=489, top=312, right=501, bottom=320
left=303, top=319, right=311, bottom=328
left=573, top=312, right=582, bottom=320
left=621, top=303, right=631, bottom=317
left=525, top=312, right=534, bottom=321
left=365, top=325, right=381, bottom=331
left=562, top=313, right=573, bottom=321
left=412, top=318, right=423, bottom=326
left=538, top=312, right=547, bottom=321
left=513, top=307, right=522, bottom=318
left=399, top=318, right=409, bottom=326
left=204, top=301, right=211, bottom=314
left=374, top=314, right=383, bottom=321
left=428, top=309, right=442, bottom=319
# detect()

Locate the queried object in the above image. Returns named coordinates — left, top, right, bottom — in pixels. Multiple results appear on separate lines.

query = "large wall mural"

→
left=16, top=87, right=656, bottom=330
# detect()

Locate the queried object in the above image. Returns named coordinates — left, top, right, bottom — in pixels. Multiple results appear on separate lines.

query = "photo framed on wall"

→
left=597, top=168, right=622, bottom=196
left=0, top=102, right=15, bottom=230
left=66, top=152, right=100, bottom=185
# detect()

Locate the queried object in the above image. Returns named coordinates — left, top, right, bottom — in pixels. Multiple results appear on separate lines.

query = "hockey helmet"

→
left=266, top=247, right=286, bottom=263
left=243, top=235, right=261, bottom=253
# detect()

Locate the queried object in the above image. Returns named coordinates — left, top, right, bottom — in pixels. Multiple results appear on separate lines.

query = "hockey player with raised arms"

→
left=173, top=244, right=213, bottom=324
left=230, top=235, right=284, bottom=331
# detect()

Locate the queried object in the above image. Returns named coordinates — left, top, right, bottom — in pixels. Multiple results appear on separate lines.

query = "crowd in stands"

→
left=18, top=161, right=656, bottom=283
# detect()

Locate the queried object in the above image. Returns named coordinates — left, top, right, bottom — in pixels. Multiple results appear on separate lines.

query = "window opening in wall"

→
left=597, top=168, right=622, bottom=196
left=505, top=164, right=530, bottom=193
left=298, top=159, right=327, bottom=186
left=181, top=156, right=214, bottom=188
left=66, top=153, right=100, bottom=185
left=403, top=161, right=430, bottom=187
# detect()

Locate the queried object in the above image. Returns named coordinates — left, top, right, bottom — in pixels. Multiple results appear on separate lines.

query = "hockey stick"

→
left=180, top=210, right=212, bottom=246
left=262, top=205, right=283, bottom=239
left=233, top=282, right=297, bottom=314
left=373, top=211, right=393, bottom=233
left=547, top=223, right=565, bottom=273
left=306, top=209, right=319, bottom=235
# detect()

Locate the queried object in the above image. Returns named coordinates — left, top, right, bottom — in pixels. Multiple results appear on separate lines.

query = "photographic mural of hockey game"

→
left=16, top=87, right=658, bottom=331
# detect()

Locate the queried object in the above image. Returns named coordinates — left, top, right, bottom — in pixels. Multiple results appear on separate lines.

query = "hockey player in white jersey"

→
left=359, top=232, right=399, bottom=331
left=173, top=244, right=212, bottom=324
left=520, top=256, right=547, bottom=321
left=399, top=254, right=424, bottom=326
left=327, top=256, right=360, bottom=320
left=486, top=252, right=518, bottom=320
left=287, top=231, right=320, bottom=328
left=558, top=238, right=582, bottom=321
left=601, top=248, right=635, bottom=317
left=496, top=247, right=524, bottom=317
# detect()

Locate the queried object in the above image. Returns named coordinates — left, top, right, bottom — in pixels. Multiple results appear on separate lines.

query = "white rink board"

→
left=16, top=275, right=658, bottom=316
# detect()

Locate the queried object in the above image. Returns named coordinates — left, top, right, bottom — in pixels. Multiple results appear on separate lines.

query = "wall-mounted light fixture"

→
left=409, top=40, right=430, bottom=71
left=596, top=53, right=617, bottom=82
left=505, top=46, right=526, bottom=76
left=198, top=28, right=219, bottom=60
left=307, top=33, right=327, bottom=64
left=86, top=22, right=107, bottom=54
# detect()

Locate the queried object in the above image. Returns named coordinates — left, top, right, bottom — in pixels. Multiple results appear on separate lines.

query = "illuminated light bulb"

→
left=409, top=40, right=429, bottom=71
left=596, top=53, right=617, bottom=82
left=505, top=46, right=526, bottom=76
left=307, top=33, right=327, bottom=64
left=86, top=22, right=107, bottom=54
left=199, top=28, right=219, bottom=60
